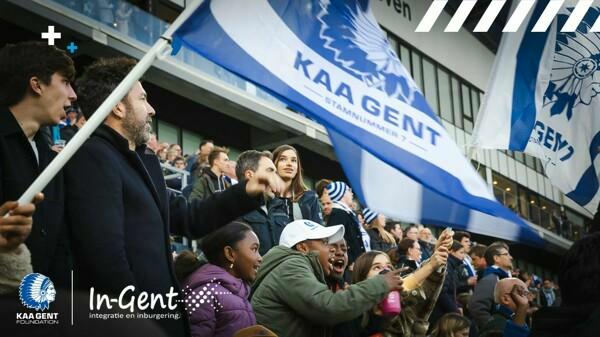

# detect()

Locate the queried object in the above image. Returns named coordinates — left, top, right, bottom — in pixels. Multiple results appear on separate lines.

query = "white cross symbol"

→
left=41, top=26, right=61, bottom=46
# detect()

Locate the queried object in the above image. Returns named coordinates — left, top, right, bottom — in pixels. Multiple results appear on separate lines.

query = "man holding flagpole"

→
left=64, top=57, right=283, bottom=336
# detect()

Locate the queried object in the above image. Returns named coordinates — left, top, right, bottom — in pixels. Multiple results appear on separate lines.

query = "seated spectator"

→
left=326, top=181, right=370, bottom=266
left=363, top=208, right=396, bottom=252
left=405, top=224, right=419, bottom=241
left=166, top=143, right=182, bottom=163
left=187, top=139, right=214, bottom=176
left=469, top=244, right=488, bottom=280
left=540, top=279, right=558, bottom=307
left=454, top=231, right=477, bottom=281
left=174, top=222, right=261, bottom=337
left=394, top=238, right=422, bottom=274
left=350, top=229, right=453, bottom=337
left=157, top=147, right=168, bottom=163
left=430, top=241, right=469, bottom=329
left=271, top=145, right=322, bottom=224
left=190, top=146, right=231, bottom=201
left=385, top=222, right=403, bottom=243
left=146, top=132, right=160, bottom=154
left=468, top=241, right=513, bottom=329
left=418, top=226, right=435, bottom=261
left=315, top=179, right=333, bottom=221
left=224, top=160, right=238, bottom=185
left=60, top=105, right=86, bottom=142
left=430, top=313, right=471, bottom=337
left=166, top=156, right=187, bottom=190
left=479, top=277, right=530, bottom=337
left=251, top=220, right=404, bottom=337
left=529, top=232, right=600, bottom=337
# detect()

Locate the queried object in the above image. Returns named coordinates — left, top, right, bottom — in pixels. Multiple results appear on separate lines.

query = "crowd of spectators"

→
left=1, top=41, right=599, bottom=337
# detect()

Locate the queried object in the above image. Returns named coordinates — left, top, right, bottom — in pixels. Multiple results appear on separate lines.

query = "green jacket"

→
left=251, top=246, right=389, bottom=337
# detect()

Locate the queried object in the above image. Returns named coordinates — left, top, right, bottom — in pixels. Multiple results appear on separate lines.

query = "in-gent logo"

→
left=16, top=273, right=59, bottom=325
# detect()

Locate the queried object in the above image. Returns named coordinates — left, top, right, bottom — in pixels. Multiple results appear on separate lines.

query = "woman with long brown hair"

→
left=362, top=208, right=397, bottom=252
left=271, top=144, right=323, bottom=224
left=348, top=228, right=454, bottom=337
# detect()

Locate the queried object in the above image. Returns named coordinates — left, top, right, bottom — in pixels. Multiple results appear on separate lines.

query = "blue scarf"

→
left=482, top=266, right=510, bottom=280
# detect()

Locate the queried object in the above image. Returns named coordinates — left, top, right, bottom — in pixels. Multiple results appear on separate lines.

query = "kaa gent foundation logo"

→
left=16, top=273, right=59, bottom=325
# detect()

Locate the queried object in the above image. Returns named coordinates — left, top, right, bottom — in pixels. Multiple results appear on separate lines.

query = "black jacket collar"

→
left=0, top=106, right=25, bottom=136
left=93, top=124, right=163, bottom=211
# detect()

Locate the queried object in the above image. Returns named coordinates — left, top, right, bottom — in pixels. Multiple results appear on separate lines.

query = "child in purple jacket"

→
left=175, top=222, right=263, bottom=337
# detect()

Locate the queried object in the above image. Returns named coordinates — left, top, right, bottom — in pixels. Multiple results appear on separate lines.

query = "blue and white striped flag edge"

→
left=416, top=0, right=600, bottom=33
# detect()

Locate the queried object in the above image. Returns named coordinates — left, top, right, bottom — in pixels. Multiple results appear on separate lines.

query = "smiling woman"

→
left=271, top=144, right=323, bottom=224
left=173, top=221, right=261, bottom=337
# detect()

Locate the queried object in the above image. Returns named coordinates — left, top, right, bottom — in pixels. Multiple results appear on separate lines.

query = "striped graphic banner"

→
left=416, top=0, right=600, bottom=33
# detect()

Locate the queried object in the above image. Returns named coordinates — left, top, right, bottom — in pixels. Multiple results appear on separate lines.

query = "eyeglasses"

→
left=497, top=252, right=511, bottom=257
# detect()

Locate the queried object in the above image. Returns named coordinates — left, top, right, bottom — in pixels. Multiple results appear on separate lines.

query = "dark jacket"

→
left=396, top=255, right=419, bottom=276
left=189, top=168, right=230, bottom=201
left=182, top=263, right=256, bottom=337
left=529, top=303, right=600, bottom=337
left=241, top=201, right=285, bottom=256
left=327, top=206, right=366, bottom=264
left=367, top=229, right=396, bottom=253
left=419, top=240, right=434, bottom=262
left=241, top=190, right=323, bottom=256
left=430, top=254, right=462, bottom=327
left=59, top=124, right=78, bottom=142
left=469, top=266, right=510, bottom=329
left=479, top=304, right=524, bottom=337
left=0, top=107, right=70, bottom=287
left=64, top=125, right=261, bottom=337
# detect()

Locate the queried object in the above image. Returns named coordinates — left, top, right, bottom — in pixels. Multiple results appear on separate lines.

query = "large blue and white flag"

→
left=173, top=0, right=542, bottom=245
left=473, top=1, right=600, bottom=215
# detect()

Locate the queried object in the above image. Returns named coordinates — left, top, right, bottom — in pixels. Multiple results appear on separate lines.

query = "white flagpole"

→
left=15, top=0, right=204, bottom=206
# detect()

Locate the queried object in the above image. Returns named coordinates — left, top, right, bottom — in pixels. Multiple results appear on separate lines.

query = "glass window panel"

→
left=411, top=51, right=423, bottom=90
left=451, top=77, right=463, bottom=128
left=525, top=154, right=536, bottom=169
left=388, top=36, right=398, bottom=55
left=471, top=88, right=480, bottom=120
left=422, top=59, right=438, bottom=115
left=157, top=120, right=179, bottom=145
left=517, top=186, right=530, bottom=219
left=462, top=83, right=472, bottom=118
left=400, top=44, right=411, bottom=69
left=535, top=158, right=544, bottom=174
left=514, top=151, right=525, bottom=163
left=464, top=119, right=473, bottom=133
left=437, top=68, right=453, bottom=123
left=182, top=130, right=202, bottom=157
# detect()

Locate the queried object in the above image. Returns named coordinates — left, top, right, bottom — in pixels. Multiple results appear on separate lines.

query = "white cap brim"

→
left=279, top=221, right=345, bottom=248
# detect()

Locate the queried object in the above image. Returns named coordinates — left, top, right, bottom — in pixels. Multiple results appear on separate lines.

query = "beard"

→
left=122, top=105, right=151, bottom=146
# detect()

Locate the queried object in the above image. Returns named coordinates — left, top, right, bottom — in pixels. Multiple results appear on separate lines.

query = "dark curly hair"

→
left=75, top=57, right=137, bottom=119
left=0, top=41, right=75, bottom=106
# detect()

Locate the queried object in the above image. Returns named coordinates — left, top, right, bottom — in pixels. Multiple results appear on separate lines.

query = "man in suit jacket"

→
left=65, top=57, right=283, bottom=337
left=0, top=42, right=77, bottom=287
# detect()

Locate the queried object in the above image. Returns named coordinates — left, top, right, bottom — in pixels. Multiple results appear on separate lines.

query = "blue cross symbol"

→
left=66, top=42, right=78, bottom=54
